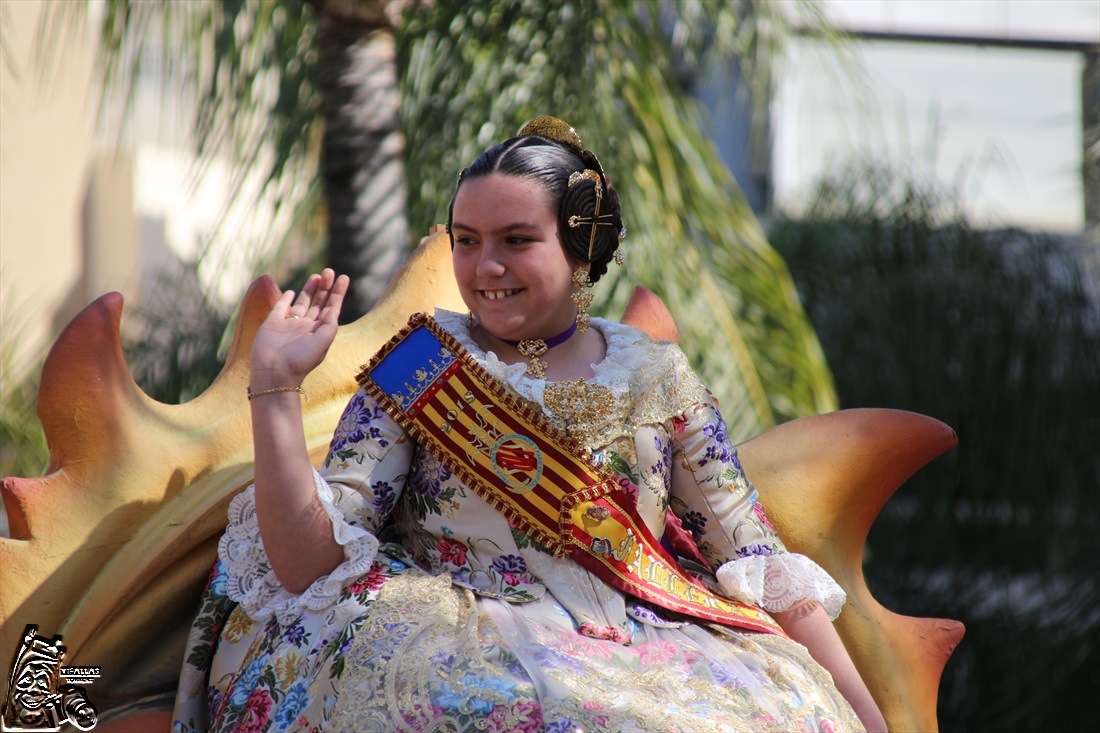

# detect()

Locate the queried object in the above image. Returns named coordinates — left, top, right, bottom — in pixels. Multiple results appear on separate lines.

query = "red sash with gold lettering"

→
left=357, top=313, right=786, bottom=636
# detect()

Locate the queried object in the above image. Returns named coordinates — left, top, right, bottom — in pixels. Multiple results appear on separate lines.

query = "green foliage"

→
left=76, top=0, right=325, bottom=266
left=398, top=0, right=837, bottom=438
left=92, top=0, right=322, bottom=184
left=78, top=0, right=840, bottom=440
left=0, top=290, right=49, bottom=481
left=770, top=161, right=1100, bottom=731
left=0, top=373, right=47, bottom=479
left=123, top=263, right=232, bottom=404
left=123, top=257, right=329, bottom=405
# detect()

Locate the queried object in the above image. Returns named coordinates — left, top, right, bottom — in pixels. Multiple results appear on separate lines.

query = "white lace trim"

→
left=219, top=469, right=380, bottom=624
left=433, top=309, right=655, bottom=405
left=715, top=553, right=847, bottom=620
left=432, top=310, right=706, bottom=446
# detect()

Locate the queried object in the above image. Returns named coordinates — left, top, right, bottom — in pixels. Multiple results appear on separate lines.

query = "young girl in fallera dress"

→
left=172, top=118, right=886, bottom=733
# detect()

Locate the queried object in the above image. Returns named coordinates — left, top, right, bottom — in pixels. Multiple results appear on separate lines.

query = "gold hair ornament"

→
left=519, top=116, right=606, bottom=191
left=568, top=169, right=601, bottom=188
left=519, top=116, right=584, bottom=152
left=520, top=117, right=616, bottom=261
left=567, top=169, right=613, bottom=259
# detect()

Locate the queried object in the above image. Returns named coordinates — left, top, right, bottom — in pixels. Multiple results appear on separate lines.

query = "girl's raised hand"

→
left=250, top=269, right=350, bottom=387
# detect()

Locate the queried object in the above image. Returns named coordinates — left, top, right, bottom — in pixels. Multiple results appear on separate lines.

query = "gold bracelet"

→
left=247, top=385, right=308, bottom=402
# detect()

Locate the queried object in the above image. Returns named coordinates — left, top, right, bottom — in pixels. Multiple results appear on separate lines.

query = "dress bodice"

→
left=220, top=310, right=844, bottom=632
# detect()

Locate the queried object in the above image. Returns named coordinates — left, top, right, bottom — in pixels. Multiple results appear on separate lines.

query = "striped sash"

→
left=358, top=314, right=785, bottom=636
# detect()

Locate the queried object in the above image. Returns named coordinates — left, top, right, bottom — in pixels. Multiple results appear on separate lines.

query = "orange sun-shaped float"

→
left=1, top=231, right=962, bottom=731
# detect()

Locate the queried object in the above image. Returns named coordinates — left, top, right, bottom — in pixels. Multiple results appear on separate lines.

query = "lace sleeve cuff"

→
left=219, top=468, right=380, bottom=624
left=715, top=553, right=847, bottom=620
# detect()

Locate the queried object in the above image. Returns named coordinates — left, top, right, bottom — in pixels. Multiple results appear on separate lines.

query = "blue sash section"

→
left=369, top=326, right=456, bottom=414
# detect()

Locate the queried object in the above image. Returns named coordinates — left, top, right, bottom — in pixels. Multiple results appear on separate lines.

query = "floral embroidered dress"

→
left=172, top=310, right=861, bottom=733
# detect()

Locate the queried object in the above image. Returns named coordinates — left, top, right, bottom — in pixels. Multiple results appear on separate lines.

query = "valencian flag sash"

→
left=358, top=314, right=786, bottom=637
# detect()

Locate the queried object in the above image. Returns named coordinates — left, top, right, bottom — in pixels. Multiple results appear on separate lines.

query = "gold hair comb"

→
left=518, top=116, right=584, bottom=152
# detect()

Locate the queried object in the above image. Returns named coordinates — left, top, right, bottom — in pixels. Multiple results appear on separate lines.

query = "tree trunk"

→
left=315, top=2, right=407, bottom=321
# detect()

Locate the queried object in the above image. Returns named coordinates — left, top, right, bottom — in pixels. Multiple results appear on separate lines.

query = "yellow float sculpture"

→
left=0, top=231, right=962, bottom=731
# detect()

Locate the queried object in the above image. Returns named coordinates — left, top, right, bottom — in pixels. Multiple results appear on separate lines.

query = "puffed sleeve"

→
left=668, top=398, right=846, bottom=619
left=219, top=387, right=411, bottom=624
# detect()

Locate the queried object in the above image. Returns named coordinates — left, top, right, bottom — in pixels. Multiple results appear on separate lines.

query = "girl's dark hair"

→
left=447, top=134, right=623, bottom=282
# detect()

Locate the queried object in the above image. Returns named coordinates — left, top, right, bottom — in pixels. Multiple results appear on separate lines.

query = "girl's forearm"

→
left=250, top=389, right=343, bottom=593
left=774, top=599, right=888, bottom=732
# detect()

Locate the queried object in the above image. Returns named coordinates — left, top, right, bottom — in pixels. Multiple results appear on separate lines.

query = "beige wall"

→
left=0, top=1, right=284, bottom=384
left=0, top=1, right=139, bottom=381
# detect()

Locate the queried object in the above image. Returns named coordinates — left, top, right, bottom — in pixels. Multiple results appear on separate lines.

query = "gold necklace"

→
left=504, top=321, right=578, bottom=379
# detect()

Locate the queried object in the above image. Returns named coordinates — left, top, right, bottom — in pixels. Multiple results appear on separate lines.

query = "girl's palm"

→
left=252, top=269, right=350, bottom=381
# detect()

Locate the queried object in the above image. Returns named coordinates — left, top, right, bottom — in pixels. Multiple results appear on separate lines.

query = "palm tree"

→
left=62, top=0, right=837, bottom=438
left=312, top=0, right=415, bottom=319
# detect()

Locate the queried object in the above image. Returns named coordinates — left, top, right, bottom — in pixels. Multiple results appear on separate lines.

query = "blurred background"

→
left=1, top=1, right=1096, bottom=729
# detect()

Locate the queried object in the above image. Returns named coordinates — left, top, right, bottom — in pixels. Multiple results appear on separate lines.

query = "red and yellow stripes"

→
left=359, top=315, right=786, bottom=637
left=409, top=363, right=614, bottom=551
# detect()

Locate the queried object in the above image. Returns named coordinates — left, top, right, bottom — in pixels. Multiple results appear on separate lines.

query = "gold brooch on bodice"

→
left=543, top=378, right=615, bottom=444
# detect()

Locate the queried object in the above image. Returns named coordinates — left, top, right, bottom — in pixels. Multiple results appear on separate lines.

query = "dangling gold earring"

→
left=571, top=267, right=593, bottom=333
left=467, top=310, right=474, bottom=330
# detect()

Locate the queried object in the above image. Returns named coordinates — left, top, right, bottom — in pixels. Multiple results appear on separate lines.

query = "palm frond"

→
left=0, top=1, right=23, bottom=80
left=54, top=0, right=322, bottom=286
left=0, top=289, right=48, bottom=480
left=400, top=0, right=837, bottom=436
left=59, top=0, right=839, bottom=436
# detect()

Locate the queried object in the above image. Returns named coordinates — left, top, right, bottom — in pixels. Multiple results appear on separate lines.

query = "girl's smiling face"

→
left=451, top=173, right=586, bottom=343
